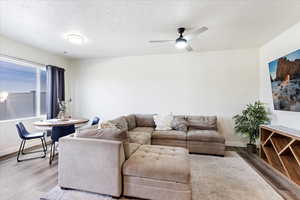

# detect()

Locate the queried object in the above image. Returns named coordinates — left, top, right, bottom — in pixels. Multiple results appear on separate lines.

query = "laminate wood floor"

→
left=0, top=146, right=58, bottom=200
left=229, top=147, right=300, bottom=200
left=1, top=146, right=300, bottom=200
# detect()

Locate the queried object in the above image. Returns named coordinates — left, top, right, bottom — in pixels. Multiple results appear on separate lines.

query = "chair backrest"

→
left=51, top=125, right=75, bottom=142
left=16, top=122, right=29, bottom=140
left=91, top=116, right=100, bottom=126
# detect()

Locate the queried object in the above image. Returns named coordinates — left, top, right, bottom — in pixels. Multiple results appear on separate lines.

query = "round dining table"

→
left=33, top=118, right=89, bottom=128
left=33, top=118, right=89, bottom=164
left=34, top=118, right=89, bottom=138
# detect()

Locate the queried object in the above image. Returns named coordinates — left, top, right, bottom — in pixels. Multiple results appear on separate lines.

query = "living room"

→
left=1, top=1, right=300, bottom=200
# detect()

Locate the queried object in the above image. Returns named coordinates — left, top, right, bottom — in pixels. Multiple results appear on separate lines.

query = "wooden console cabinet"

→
left=260, top=125, right=300, bottom=186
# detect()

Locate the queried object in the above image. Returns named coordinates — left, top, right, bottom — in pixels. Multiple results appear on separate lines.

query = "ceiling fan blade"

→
left=184, top=26, right=208, bottom=41
left=185, top=44, right=193, bottom=52
left=149, top=40, right=174, bottom=43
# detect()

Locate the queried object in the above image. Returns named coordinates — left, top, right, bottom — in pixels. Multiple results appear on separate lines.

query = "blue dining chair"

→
left=91, top=116, right=100, bottom=126
left=49, top=125, right=75, bottom=165
left=77, top=116, right=100, bottom=131
left=16, top=122, right=47, bottom=162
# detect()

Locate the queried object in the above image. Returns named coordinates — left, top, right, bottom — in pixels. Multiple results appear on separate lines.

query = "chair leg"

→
left=17, top=138, right=47, bottom=162
left=43, top=136, right=47, bottom=152
left=21, top=140, right=26, bottom=154
left=49, top=141, right=55, bottom=165
left=41, top=138, right=45, bottom=152
left=40, top=138, right=46, bottom=158
left=52, top=142, right=56, bottom=162
left=17, top=140, right=24, bottom=162
left=21, top=139, right=45, bottom=155
left=41, top=137, right=46, bottom=152
left=49, top=142, right=53, bottom=165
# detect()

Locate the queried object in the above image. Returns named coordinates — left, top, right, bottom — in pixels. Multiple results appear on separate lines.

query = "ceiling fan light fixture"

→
left=149, top=26, right=207, bottom=52
left=175, top=37, right=188, bottom=49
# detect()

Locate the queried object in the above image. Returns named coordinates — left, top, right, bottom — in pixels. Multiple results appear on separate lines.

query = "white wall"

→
left=0, top=35, right=72, bottom=156
left=71, top=49, right=260, bottom=146
left=259, top=21, right=300, bottom=130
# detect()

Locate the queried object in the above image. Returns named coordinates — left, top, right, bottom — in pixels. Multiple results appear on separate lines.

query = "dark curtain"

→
left=46, top=65, right=65, bottom=119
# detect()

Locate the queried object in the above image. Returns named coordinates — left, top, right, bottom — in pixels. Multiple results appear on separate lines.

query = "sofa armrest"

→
left=58, top=135, right=125, bottom=197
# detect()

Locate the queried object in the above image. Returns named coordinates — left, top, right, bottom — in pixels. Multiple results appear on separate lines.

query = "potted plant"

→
left=233, top=101, right=270, bottom=153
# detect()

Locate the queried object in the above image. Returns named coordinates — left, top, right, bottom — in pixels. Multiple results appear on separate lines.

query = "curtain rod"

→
left=0, top=53, right=46, bottom=67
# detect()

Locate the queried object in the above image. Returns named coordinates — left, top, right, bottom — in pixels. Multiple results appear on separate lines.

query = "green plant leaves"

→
left=233, top=101, right=270, bottom=144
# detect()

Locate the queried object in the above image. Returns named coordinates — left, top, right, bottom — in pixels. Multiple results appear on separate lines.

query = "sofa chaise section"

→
left=187, top=130, right=225, bottom=156
left=186, top=116, right=225, bottom=156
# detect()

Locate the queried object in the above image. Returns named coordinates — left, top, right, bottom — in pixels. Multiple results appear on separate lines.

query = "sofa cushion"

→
left=127, top=131, right=151, bottom=145
left=187, top=130, right=225, bottom=143
left=152, top=130, right=186, bottom=140
left=123, top=143, right=141, bottom=160
left=187, top=116, right=217, bottom=130
left=77, top=127, right=128, bottom=142
left=77, top=127, right=121, bottom=138
left=130, top=127, right=154, bottom=133
left=125, top=115, right=136, bottom=130
left=108, top=116, right=128, bottom=131
left=135, top=114, right=156, bottom=127
left=76, top=128, right=102, bottom=138
left=123, top=145, right=190, bottom=184
left=171, top=116, right=188, bottom=132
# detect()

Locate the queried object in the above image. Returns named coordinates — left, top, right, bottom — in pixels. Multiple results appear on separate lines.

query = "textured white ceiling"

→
left=0, top=0, right=300, bottom=59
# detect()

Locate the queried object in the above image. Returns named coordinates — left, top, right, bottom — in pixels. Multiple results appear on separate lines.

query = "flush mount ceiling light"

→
left=66, top=34, right=84, bottom=45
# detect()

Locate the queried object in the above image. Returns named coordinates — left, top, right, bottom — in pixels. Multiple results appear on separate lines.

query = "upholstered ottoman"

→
left=122, top=145, right=191, bottom=200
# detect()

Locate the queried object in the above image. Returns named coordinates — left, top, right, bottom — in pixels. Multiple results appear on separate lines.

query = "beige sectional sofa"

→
left=59, top=132, right=191, bottom=200
left=112, top=114, right=225, bottom=156
left=58, top=114, right=225, bottom=200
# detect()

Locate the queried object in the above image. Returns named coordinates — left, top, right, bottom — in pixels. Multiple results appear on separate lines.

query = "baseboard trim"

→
left=0, top=141, right=50, bottom=161
left=226, top=141, right=246, bottom=147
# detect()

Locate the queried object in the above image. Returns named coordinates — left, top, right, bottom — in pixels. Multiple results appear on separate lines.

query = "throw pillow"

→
left=153, top=114, right=174, bottom=130
left=108, top=117, right=128, bottom=131
left=171, top=117, right=188, bottom=132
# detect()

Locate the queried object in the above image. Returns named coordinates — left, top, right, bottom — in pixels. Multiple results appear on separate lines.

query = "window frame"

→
left=0, top=56, right=47, bottom=122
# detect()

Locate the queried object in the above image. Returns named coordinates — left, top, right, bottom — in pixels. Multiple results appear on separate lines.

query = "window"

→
left=0, top=58, right=47, bottom=121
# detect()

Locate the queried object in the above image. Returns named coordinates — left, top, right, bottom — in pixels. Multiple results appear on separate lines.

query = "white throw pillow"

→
left=153, top=114, right=174, bottom=130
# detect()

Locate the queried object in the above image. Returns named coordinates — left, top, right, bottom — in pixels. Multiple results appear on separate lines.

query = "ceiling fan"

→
left=149, top=26, right=208, bottom=52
